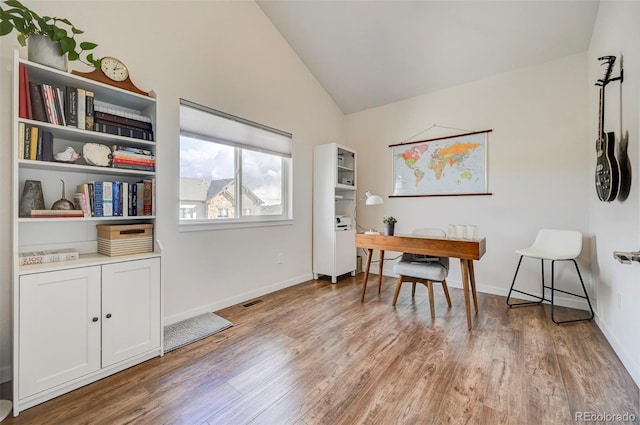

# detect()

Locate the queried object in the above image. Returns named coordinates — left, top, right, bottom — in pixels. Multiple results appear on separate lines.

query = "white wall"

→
left=346, top=53, right=591, bottom=305
left=0, top=1, right=345, bottom=382
left=588, top=1, right=640, bottom=386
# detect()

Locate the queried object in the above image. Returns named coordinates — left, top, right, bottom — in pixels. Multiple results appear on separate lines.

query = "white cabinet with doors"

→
left=18, top=258, right=160, bottom=409
left=313, top=143, right=357, bottom=283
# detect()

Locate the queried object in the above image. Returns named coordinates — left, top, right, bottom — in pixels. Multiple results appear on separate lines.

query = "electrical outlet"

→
left=277, top=253, right=284, bottom=264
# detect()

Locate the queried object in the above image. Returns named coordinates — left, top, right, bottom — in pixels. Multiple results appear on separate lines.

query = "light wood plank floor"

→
left=4, top=274, right=639, bottom=425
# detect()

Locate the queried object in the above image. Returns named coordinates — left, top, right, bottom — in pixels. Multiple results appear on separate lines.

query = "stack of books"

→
left=19, top=249, right=80, bottom=266
left=29, top=209, right=84, bottom=218
left=93, top=104, right=154, bottom=141
left=111, top=145, right=155, bottom=172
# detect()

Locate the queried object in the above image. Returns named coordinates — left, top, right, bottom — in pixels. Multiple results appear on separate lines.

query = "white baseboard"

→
left=595, top=315, right=640, bottom=388
left=163, top=273, right=313, bottom=326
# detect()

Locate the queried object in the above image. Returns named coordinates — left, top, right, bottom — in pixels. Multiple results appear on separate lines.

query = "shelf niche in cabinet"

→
left=336, top=147, right=355, bottom=188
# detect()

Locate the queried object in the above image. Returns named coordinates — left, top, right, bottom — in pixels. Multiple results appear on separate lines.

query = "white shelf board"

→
left=19, top=215, right=155, bottom=223
left=18, top=159, right=156, bottom=176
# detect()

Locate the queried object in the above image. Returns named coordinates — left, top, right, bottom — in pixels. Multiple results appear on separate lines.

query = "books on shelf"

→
left=19, top=249, right=80, bottom=266
left=93, top=103, right=154, bottom=141
left=18, top=76, right=154, bottom=142
left=75, top=179, right=154, bottom=217
left=93, top=121, right=154, bottom=141
left=65, top=86, right=78, bottom=128
left=28, top=82, right=47, bottom=123
left=28, top=126, right=38, bottom=160
left=103, top=180, right=113, bottom=217
left=77, top=88, right=86, bottom=131
left=18, top=64, right=29, bottom=119
left=111, top=146, right=155, bottom=171
left=94, top=110, right=153, bottom=130
left=85, top=90, right=94, bottom=130
left=29, top=209, right=85, bottom=218
left=112, top=145, right=153, bottom=156
left=73, top=192, right=90, bottom=217
left=17, top=124, right=53, bottom=161
left=143, top=179, right=153, bottom=215
left=24, top=179, right=154, bottom=219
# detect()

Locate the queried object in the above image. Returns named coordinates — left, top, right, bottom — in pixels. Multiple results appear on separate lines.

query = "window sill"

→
left=178, top=218, right=294, bottom=232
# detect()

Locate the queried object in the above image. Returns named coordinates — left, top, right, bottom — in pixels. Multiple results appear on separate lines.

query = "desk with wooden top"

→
left=355, top=233, right=487, bottom=330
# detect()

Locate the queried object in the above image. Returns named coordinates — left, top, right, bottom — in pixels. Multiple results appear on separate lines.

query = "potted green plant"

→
left=382, top=216, right=397, bottom=236
left=0, top=0, right=100, bottom=70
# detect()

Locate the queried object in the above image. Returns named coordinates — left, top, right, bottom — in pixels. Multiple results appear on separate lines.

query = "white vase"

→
left=27, top=34, right=68, bottom=71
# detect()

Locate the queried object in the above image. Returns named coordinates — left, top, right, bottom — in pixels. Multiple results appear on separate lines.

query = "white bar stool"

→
left=506, top=229, right=594, bottom=324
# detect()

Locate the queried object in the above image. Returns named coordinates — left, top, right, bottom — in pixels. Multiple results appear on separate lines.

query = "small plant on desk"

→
left=382, top=216, right=397, bottom=225
left=382, top=216, right=397, bottom=236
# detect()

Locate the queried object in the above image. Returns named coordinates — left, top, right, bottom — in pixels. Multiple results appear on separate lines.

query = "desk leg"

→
left=361, top=249, right=373, bottom=303
left=460, top=259, right=473, bottom=330
left=378, top=250, right=385, bottom=293
left=468, top=260, right=478, bottom=313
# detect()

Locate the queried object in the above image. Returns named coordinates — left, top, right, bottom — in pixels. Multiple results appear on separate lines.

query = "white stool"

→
left=506, top=229, right=594, bottom=324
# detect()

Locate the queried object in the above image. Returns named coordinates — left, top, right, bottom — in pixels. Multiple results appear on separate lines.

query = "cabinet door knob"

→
left=106, top=313, right=112, bottom=319
left=92, top=317, right=99, bottom=322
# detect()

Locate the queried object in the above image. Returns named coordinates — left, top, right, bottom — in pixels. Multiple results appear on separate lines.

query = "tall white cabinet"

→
left=11, top=50, right=162, bottom=415
left=313, top=143, right=357, bottom=283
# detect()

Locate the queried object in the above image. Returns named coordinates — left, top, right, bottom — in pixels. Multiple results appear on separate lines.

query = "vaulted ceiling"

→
left=258, top=1, right=599, bottom=114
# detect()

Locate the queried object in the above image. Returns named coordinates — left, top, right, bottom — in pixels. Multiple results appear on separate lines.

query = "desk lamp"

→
left=354, top=191, right=383, bottom=233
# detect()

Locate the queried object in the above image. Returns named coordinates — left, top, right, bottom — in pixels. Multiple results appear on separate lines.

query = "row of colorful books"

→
left=75, top=179, right=154, bottom=218
left=17, top=122, right=53, bottom=161
left=18, top=64, right=154, bottom=142
left=18, top=249, right=80, bottom=266
left=18, top=64, right=92, bottom=129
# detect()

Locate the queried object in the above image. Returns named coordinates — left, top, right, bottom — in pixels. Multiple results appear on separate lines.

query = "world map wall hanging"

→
left=389, top=129, right=492, bottom=197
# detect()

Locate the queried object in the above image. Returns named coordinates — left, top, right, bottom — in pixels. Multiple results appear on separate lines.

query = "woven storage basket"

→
left=97, top=224, right=153, bottom=256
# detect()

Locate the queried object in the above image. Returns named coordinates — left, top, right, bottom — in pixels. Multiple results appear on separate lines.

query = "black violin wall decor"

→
left=595, top=55, right=623, bottom=202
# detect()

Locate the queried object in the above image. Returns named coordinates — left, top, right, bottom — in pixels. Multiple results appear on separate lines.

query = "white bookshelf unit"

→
left=313, top=143, right=357, bottom=283
left=11, top=50, right=162, bottom=415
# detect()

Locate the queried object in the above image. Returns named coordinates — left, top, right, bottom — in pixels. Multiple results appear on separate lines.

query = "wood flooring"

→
left=3, top=274, right=639, bottom=425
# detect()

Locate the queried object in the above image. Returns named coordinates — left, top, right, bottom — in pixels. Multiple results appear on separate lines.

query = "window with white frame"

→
left=179, top=100, right=293, bottom=226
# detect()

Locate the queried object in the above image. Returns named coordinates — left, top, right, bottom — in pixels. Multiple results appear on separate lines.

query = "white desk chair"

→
left=506, top=229, right=594, bottom=324
left=392, top=228, right=452, bottom=318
